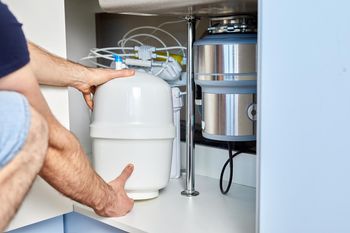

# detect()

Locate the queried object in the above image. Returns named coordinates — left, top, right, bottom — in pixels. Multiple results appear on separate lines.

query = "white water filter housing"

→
left=170, top=87, right=182, bottom=178
left=90, top=71, right=175, bottom=200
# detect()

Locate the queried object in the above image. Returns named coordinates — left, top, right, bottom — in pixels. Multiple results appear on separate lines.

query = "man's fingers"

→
left=83, top=93, right=93, bottom=110
left=116, top=164, right=134, bottom=185
left=110, top=69, right=135, bottom=78
left=82, top=68, right=135, bottom=110
left=93, top=69, right=135, bottom=85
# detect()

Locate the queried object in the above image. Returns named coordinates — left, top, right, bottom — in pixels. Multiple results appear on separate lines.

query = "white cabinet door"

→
left=3, top=0, right=72, bottom=231
left=8, top=215, right=64, bottom=233
left=5, top=178, right=69, bottom=232
left=258, top=0, right=350, bottom=232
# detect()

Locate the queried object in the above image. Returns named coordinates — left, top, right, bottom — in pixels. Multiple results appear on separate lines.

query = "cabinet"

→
left=7, top=213, right=125, bottom=233
left=64, top=213, right=126, bottom=233
left=4, top=0, right=350, bottom=232
left=7, top=216, right=64, bottom=233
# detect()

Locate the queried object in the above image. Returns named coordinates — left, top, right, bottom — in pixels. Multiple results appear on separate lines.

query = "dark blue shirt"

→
left=0, top=2, right=29, bottom=78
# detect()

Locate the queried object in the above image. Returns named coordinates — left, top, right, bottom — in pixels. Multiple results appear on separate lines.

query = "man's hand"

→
left=28, top=42, right=135, bottom=110
left=73, top=68, right=135, bottom=110
left=39, top=122, right=135, bottom=218
left=94, top=164, right=135, bottom=217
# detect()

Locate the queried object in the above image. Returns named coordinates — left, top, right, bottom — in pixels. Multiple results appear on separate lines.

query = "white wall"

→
left=258, top=0, right=350, bottom=232
left=64, top=0, right=101, bottom=155
left=4, top=0, right=67, bottom=57
left=4, top=0, right=70, bottom=129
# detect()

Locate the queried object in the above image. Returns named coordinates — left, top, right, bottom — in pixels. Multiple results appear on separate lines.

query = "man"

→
left=0, top=2, right=135, bottom=231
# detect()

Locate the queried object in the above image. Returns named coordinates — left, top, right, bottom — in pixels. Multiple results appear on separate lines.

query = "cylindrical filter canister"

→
left=90, top=71, right=175, bottom=200
left=194, top=32, right=257, bottom=142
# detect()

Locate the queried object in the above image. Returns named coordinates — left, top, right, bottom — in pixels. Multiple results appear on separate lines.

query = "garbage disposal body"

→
left=194, top=16, right=257, bottom=142
left=90, top=71, right=175, bottom=200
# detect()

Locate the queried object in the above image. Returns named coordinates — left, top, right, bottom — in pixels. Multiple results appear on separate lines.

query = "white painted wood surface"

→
left=75, top=175, right=256, bottom=233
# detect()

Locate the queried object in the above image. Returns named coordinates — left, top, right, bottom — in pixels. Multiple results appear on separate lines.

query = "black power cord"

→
left=220, top=142, right=243, bottom=194
left=220, top=142, right=256, bottom=194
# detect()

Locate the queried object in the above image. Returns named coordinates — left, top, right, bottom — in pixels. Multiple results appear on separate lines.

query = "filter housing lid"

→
left=90, top=71, right=175, bottom=139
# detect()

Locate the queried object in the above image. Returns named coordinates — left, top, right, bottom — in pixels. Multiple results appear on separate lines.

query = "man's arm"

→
left=0, top=65, right=134, bottom=217
left=0, top=106, right=48, bottom=231
left=39, top=121, right=134, bottom=216
left=28, top=42, right=134, bottom=109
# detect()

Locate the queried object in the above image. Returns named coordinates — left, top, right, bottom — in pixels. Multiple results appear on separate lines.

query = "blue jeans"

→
left=0, top=91, right=30, bottom=168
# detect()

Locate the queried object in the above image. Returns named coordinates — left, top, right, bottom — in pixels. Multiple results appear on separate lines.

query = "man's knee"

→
left=0, top=91, right=48, bottom=168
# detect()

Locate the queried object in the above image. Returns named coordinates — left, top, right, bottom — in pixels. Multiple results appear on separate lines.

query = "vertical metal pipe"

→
left=181, top=16, right=199, bottom=197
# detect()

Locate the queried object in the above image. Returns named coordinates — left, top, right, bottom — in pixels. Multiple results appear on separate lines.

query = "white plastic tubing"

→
left=81, top=20, right=186, bottom=73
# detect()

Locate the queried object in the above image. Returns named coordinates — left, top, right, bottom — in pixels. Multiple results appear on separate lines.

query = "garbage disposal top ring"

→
left=208, top=15, right=257, bottom=34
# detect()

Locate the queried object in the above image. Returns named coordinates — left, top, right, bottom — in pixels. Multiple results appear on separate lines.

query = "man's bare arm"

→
left=39, top=121, right=134, bottom=216
left=28, top=42, right=89, bottom=88
left=0, top=107, right=48, bottom=231
left=0, top=65, right=134, bottom=217
left=28, top=42, right=134, bottom=109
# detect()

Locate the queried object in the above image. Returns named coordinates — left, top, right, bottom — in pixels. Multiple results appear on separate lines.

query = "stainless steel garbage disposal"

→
left=194, top=15, right=257, bottom=141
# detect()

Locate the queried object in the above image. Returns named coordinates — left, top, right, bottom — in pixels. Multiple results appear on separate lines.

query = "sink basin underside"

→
left=99, top=0, right=257, bottom=16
